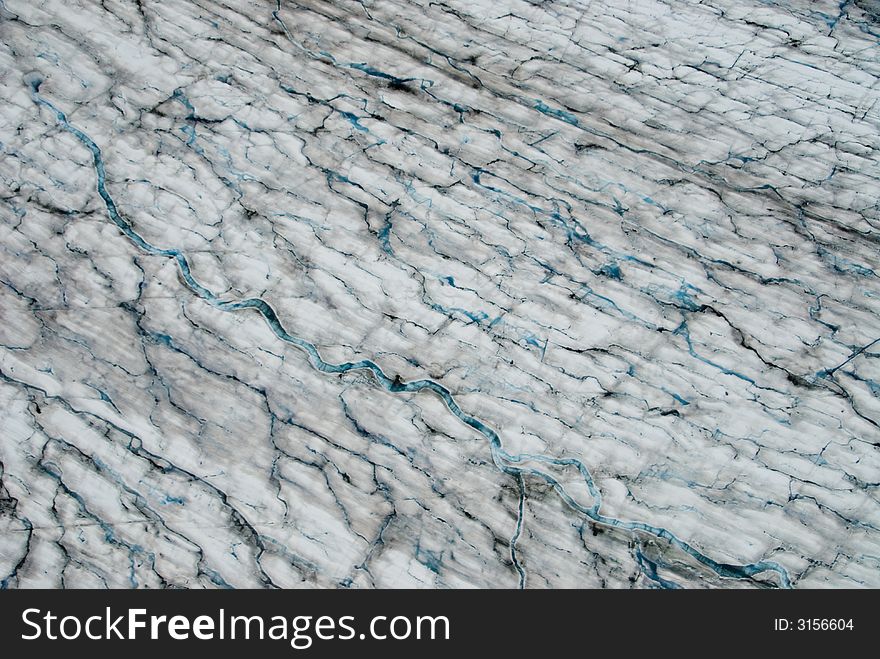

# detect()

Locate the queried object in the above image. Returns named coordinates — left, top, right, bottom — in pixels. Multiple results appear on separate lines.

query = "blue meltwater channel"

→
left=28, top=76, right=791, bottom=588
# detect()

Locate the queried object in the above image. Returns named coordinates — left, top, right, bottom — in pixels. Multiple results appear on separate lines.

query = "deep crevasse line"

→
left=27, top=77, right=792, bottom=589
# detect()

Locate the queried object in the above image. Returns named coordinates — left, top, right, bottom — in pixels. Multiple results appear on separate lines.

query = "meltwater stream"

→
left=29, top=79, right=792, bottom=589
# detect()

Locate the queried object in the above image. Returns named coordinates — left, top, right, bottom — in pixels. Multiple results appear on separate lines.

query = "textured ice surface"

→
left=1, top=0, right=879, bottom=588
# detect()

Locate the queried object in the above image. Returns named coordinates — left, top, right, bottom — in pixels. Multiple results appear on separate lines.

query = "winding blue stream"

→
left=29, top=77, right=791, bottom=588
